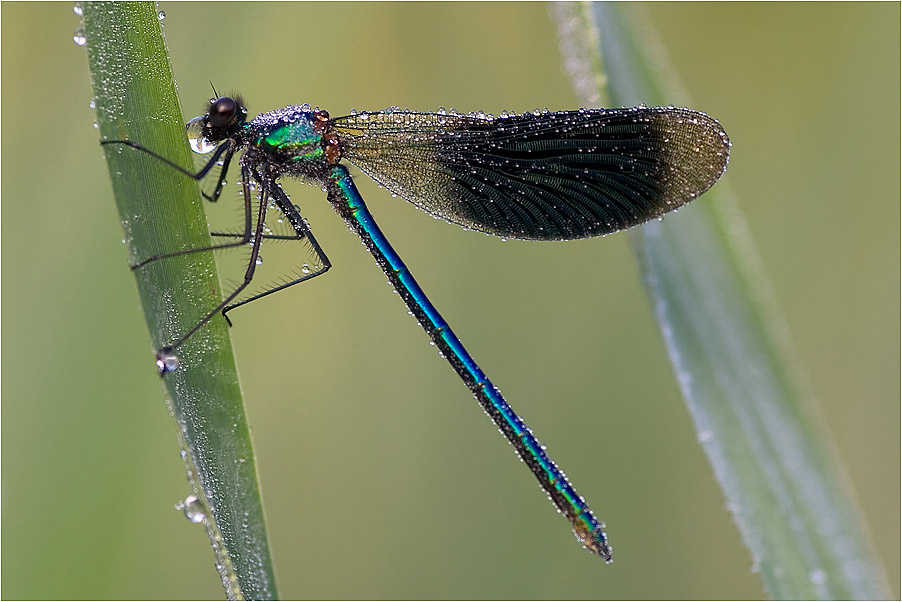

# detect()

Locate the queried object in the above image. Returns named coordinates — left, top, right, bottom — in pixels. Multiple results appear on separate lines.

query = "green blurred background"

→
left=2, top=2, right=898, bottom=599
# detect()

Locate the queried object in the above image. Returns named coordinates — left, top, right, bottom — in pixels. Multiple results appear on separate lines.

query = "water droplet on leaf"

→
left=176, top=495, right=207, bottom=524
left=156, top=352, right=179, bottom=374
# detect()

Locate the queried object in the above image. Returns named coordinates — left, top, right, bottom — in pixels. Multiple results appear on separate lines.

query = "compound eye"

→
left=209, top=97, right=237, bottom=128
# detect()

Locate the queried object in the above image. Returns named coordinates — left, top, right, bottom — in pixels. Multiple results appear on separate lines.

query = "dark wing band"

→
left=333, top=107, right=730, bottom=241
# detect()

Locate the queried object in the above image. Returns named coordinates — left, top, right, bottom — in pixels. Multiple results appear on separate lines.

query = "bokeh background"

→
left=2, top=3, right=898, bottom=599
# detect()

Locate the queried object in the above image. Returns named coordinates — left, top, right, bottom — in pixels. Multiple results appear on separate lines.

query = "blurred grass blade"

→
left=551, top=2, right=890, bottom=599
left=82, top=3, right=277, bottom=599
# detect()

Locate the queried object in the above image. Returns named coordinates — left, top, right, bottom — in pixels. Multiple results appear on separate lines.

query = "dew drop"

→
left=73, top=3, right=83, bottom=15
left=188, top=135, right=216, bottom=155
left=73, top=28, right=86, bottom=46
left=156, top=352, right=180, bottom=374
left=186, top=116, right=216, bottom=154
left=176, top=495, right=207, bottom=524
left=157, top=9, right=166, bottom=21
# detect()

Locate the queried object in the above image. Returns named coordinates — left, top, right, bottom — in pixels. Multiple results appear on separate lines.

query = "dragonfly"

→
left=102, top=95, right=730, bottom=562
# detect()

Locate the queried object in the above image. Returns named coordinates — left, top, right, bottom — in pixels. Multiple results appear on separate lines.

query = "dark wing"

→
left=331, top=107, right=730, bottom=241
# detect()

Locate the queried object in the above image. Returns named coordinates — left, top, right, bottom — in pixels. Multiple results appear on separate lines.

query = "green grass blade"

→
left=82, top=3, right=277, bottom=599
left=551, top=2, right=890, bottom=598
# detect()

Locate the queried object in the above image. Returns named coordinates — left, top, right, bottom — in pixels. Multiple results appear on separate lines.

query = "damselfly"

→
left=103, top=96, right=730, bottom=561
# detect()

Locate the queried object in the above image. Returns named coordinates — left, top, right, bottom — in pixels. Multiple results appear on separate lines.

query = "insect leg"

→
left=221, top=181, right=332, bottom=324
left=159, top=163, right=269, bottom=355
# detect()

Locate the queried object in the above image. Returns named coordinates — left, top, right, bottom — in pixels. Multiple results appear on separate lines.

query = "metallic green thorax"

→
left=254, top=120, right=325, bottom=164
